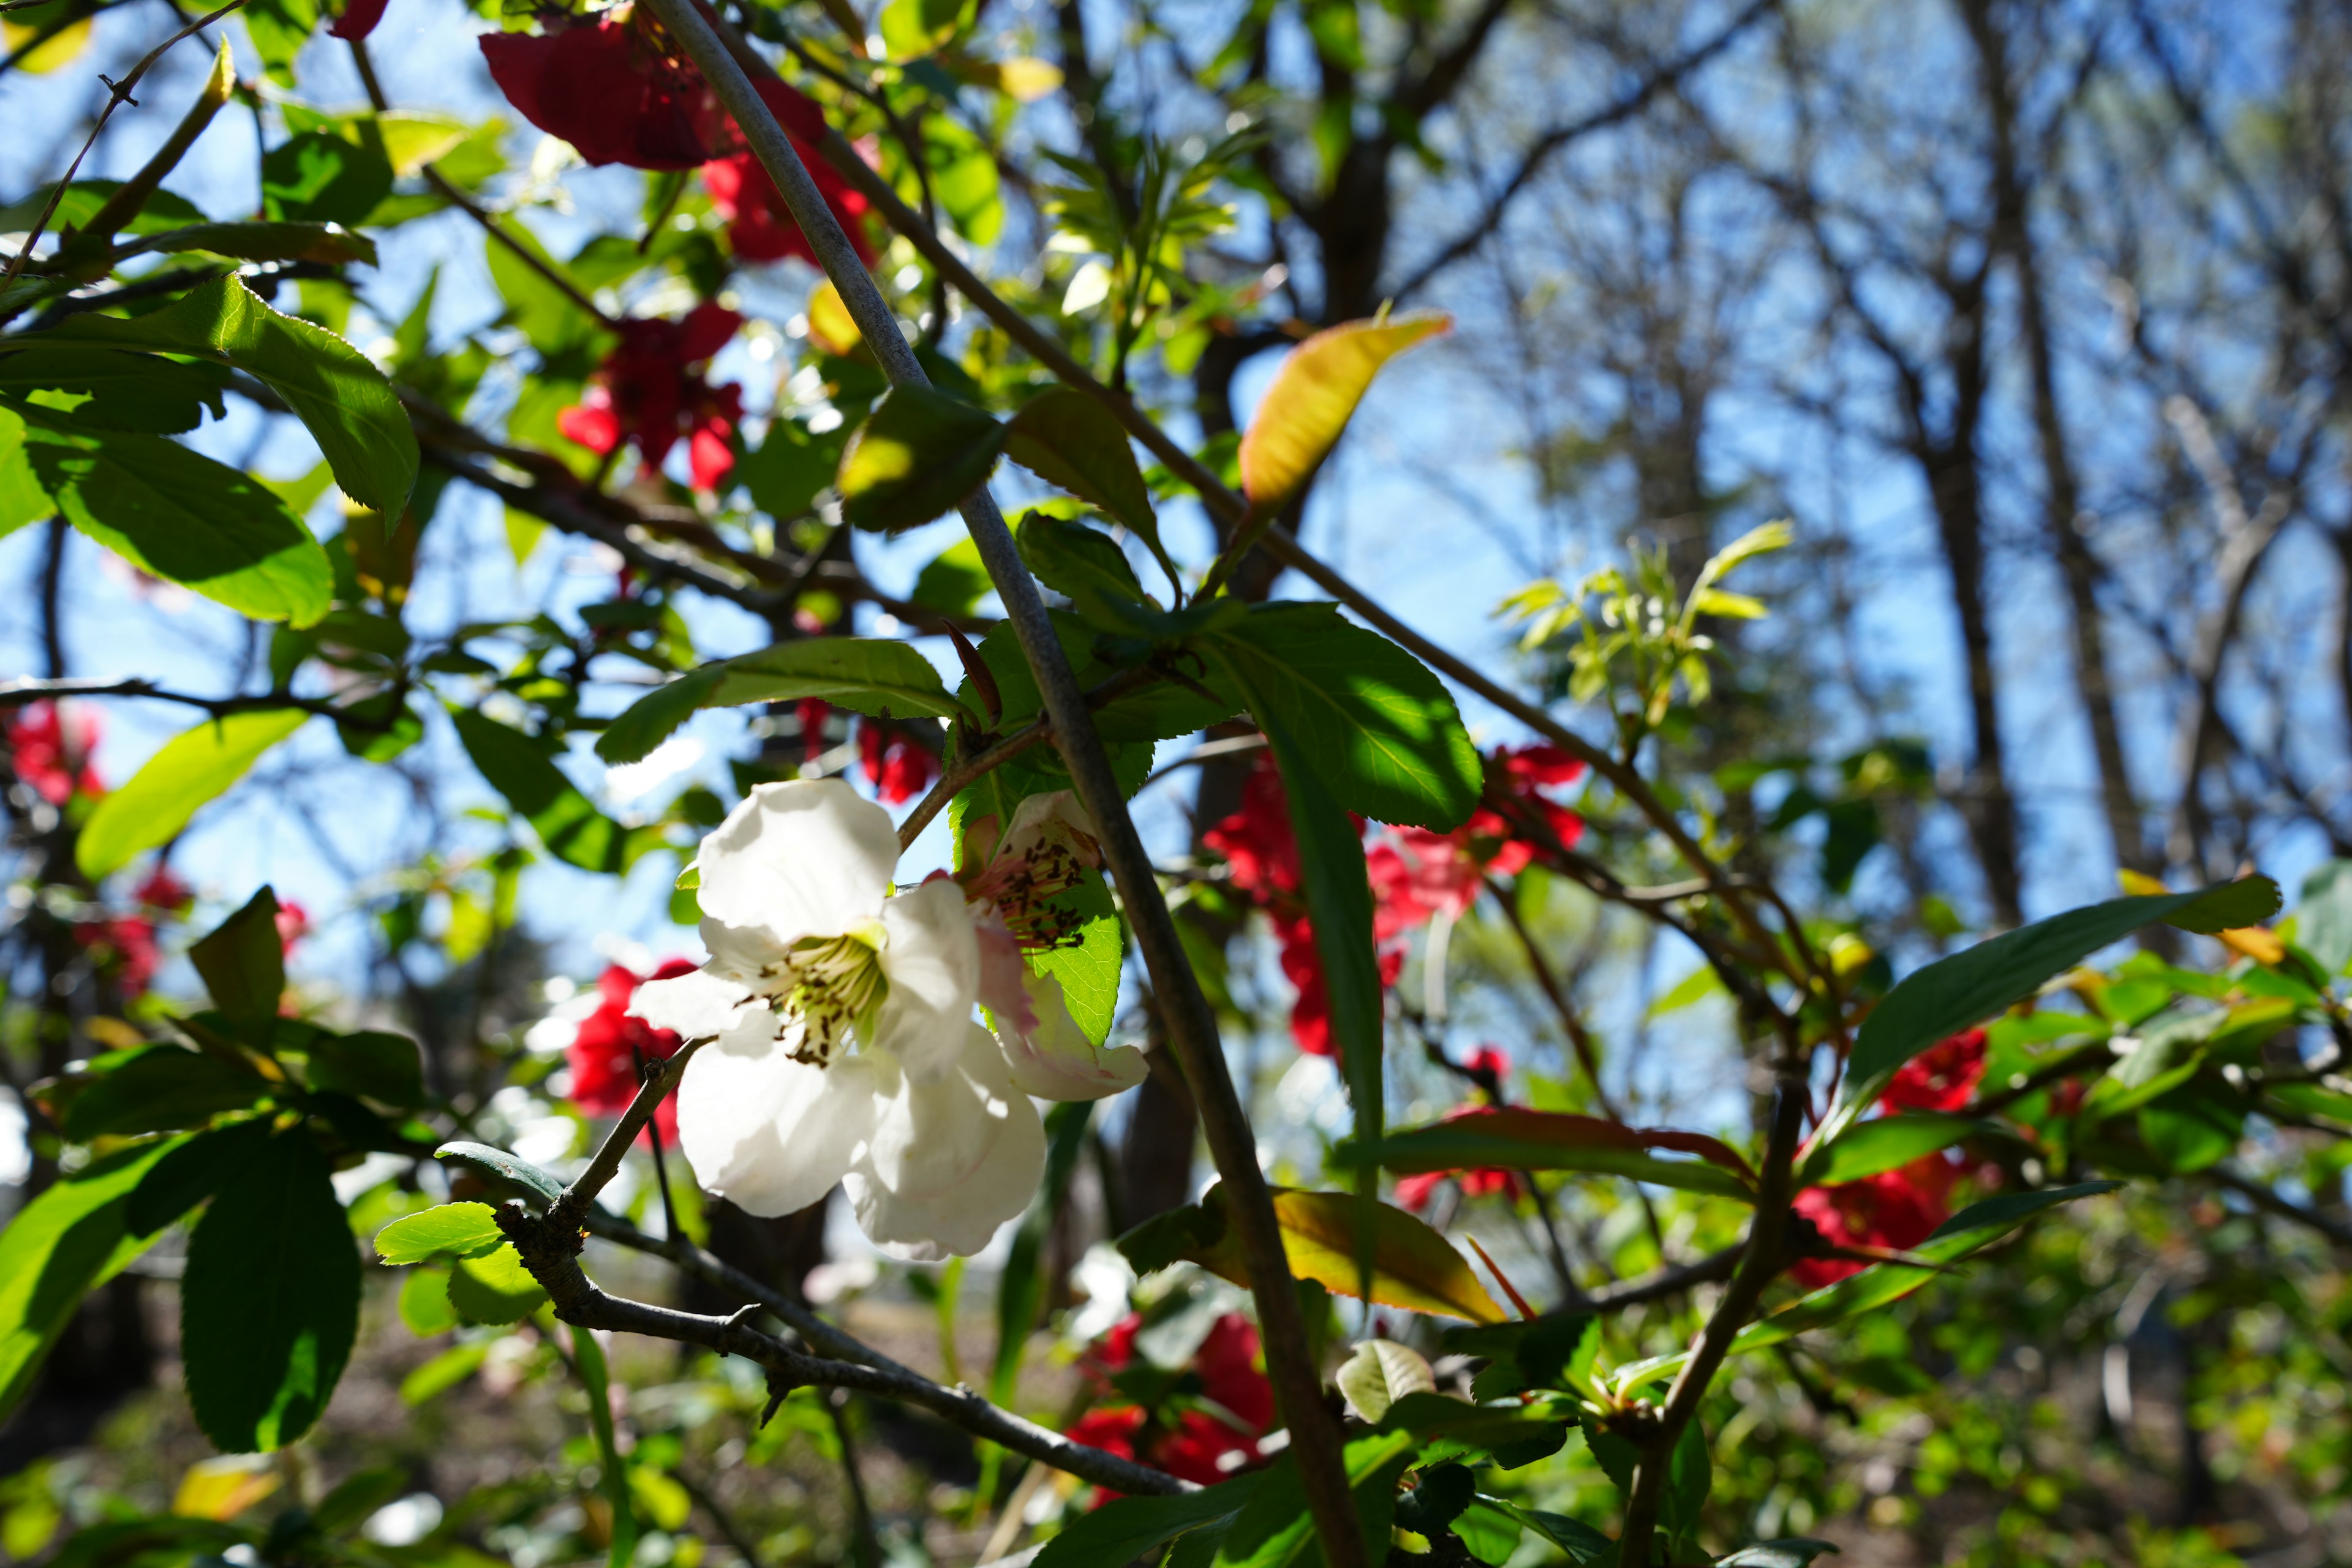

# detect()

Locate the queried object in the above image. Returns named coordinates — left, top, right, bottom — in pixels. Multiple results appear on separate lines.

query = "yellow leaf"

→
left=4, top=13, right=92, bottom=72
left=1238, top=311, right=1448, bottom=517
left=173, top=1456, right=281, bottom=1521
left=992, top=56, right=1063, bottom=100
left=377, top=111, right=469, bottom=178
left=1689, top=587, right=1766, bottom=619
left=2220, top=925, right=2287, bottom=965
left=805, top=279, right=861, bottom=357
left=1176, top=1185, right=1508, bottom=1324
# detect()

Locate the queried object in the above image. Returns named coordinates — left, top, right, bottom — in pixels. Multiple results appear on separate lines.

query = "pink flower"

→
left=274, top=900, right=311, bottom=957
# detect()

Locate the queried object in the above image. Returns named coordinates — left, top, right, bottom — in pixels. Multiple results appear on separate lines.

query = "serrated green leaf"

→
left=188, top=886, right=290, bottom=1036
left=435, top=1141, right=567, bottom=1206
left=13, top=407, right=331, bottom=628
left=0, top=1136, right=187, bottom=1425
left=1031, top=1474, right=1262, bottom=1568
left=837, top=383, right=1005, bottom=531
left=181, top=1128, right=360, bottom=1451
left=447, top=1243, right=546, bottom=1325
left=58, top=1046, right=270, bottom=1142
left=1804, top=1112, right=1983, bottom=1186
left=77, top=713, right=309, bottom=879
left=1003, top=388, right=1175, bottom=586
left=374, top=1202, right=507, bottom=1266
left=304, top=1030, right=425, bottom=1107
left=452, top=707, right=635, bottom=873
left=595, top=639, right=968, bottom=764
left=1207, top=601, right=1480, bottom=829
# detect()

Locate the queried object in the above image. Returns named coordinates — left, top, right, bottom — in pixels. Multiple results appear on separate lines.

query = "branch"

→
left=1388, top=0, right=1786, bottom=302
left=1587, top=1244, right=1744, bottom=1312
left=0, top=676, right=398, bottom=728
left=628, top=6, right=1366, bottom=1558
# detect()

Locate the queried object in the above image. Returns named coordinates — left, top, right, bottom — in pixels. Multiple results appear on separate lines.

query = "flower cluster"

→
left=559, top=304, right=745, bottom=494
left=4, top=700, right=104, bottom=805
left=565, top=959, right=701, bottom=1142
left=1065, top=1311, right=1276, bottom=1492
left=857, top=717, right=941, bottom=807
left=72, top=870, right=202, bottom=1002
left=632, top=780, right=1143, bottom=1257
left=1204, top=748, right=1586, bottom=1058
left=478, top=15, right=873, bottom=266
left=1790, top=1028, right=1992, bottom=1287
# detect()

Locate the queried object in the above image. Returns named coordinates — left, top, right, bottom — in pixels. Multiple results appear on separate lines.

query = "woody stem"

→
left=625, top=4, right=1366, bottom=1561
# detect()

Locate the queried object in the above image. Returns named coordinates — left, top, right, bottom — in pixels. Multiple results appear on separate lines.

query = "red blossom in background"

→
left=567, top=959, right=699, bottom=1143
left=74, top=916, right=158, bottom=998
left=701, top=80, right=876, bottom=267
left=1790, top=1152, right=1957, bottom=1289
left=1880, top=1027, right=1989, bottom=1114
left=796, top=698, right=832, bottom=764
left=559, top=304, right=745, bottom=493
left=133, top=868, right=194, bottom=915
left=1065, top=1311, right=1276, bottom=1494
left=858, top=720, right=941, bottom=807
left=327, top=0, right=387, bottom=40
left=479, top=17, right=716, bottom=170
left=274, top=900, right=312, bottom=958
left=4, top=701, right=105, bottom=805
left=1395, top=1049, right=1528, bottom=1212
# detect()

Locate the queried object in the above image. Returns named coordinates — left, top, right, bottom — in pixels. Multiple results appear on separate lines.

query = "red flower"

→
left=1066, top=1312, right=1275, bottom=1495
left=796, top=698, right=832, bottom=764
left=274, top=900, right=311, bottom=957
left=567, top=959, right=699, bottom=1142
left=559, top=304, right=745, bottom=493
left=134, top=868, right=194, bottom=914
left=858, top=720, right=940, bottom=807
left=4, top=701, right=104, bottom=805
left=1203, top=759, right=1302, bottom=901
left=1790, top=1153, right=1956, bottom=1289
left=75, top=916, right=158, bottom=998
left=479, top=16, right=718, bottom=170
left=327, top=0, right=386, bottom=39
left=1880, top=1027, right=1989, bottom=1114
left=701, top=80, right=875, bottom=267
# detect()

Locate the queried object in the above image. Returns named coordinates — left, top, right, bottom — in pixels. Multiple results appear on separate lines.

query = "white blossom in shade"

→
left=960, top=791, right=1146, bottom=1101
left=632, top=778, right=1043, bottom=1256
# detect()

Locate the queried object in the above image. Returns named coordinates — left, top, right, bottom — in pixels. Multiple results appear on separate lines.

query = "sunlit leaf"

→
left=1237, top=312, right=1448, bottom=518
left=77, top=710, right=310, bottom=878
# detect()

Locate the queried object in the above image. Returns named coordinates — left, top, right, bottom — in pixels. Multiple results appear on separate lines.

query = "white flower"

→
left=960, top=791, right=1147, bottom=1102
left=633, top=779, right=1044, bottom=1259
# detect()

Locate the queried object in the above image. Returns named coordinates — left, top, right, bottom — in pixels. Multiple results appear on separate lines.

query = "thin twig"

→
left=0, top=0, right=247, bottom=308
left=0, top=676, right=398, bottom=728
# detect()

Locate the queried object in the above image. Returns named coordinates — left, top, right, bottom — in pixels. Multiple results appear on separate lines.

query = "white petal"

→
left=872, top=878, right=981, bottom=1080
left=846, top=1025, right=1044, bottom=1259
left=628, top=967, right=755, bottom=1041
left=970, top=905, right=1037, bottom=1036
left=696, top=779, right=898, bottom=947
left=675, top=1012, right=878, bottom=1218
left=994, top=971, right=1148, bottom=1102
left=996, top=789, right=1100, bottom=869
left=699, top=918, right=783, bottom=990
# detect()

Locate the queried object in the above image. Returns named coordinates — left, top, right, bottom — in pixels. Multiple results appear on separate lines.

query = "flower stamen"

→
left=761, top=931, right=889, bottom=1067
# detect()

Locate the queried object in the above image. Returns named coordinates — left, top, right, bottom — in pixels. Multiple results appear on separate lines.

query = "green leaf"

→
left=188, top=886, right=290, bottom=1036
left=1032, top=1474, right=1262, bottom=1568
left=910, top=535, right=993, bottom=617
left=0, top=405, right=49, bottom=538
left=1843, top=879, right=2282, bottom=1102
left=1716, top=1541, right=1842, bottom=1567
left=595, top=639, right=970, bottom=764
left=77, top=712, right=309, bottom=879
left=452, top=707, right=634, bottom=873
left=2297, top=859, right=2352, bottom=975
left=398, top=1267, right=458, bottom=1336
left=1362, top=1107, right=1757, bottom=1202
left=1207, top=602, right=1480, bottom=829
left=568, top=1322, right=637, bottom=1568
left=33, top=276, right=418, bottom=518
left=1804, top=1112, right=1983, bottom=1186
left=435, top=1141, right=567, bottom=1207
left=373, top=1202, right=506, bottom=1266
left=1484, top=1501, right=1611, bottom=1566
left=1214, top=1430, right=1415, bottom=1568
left=0, top=345, right=227, bottom=433
left=180, top=1127, right=361, bottom=1451
left=125, top=1117, right=273, bottom=1238
left=737, top=417, right=846, bottom=521
left=1003, top=389, right=1175, bottom=586
left=1335, top=1338, right=1434, bottom=1422
left=447, top=1243, right=547, bottom=1324
left=1128, top=1183, right=1509, bottom=1324
left=58, top=1046, right=270, bottom=1141
left=1237, top=312, right=1448, bottom=518
left=135, top=221, right=379, bottom=268
left=0, top=180, right=208, bottom=237
left=1016, top=510, right=1154, bottom=627
left=262, top=123, right=394, bottom=227
left=1666, top=1417, right=1711, bottom=1558
left=1213, top=642, right=1386, bottom=1166
left=836, top=383, right=1005, bottom=531
left=304, top=1030, right=425, bottom=1107
left=921, top=112, right=1001, bottom=243
left=0, top=1136, right=187, bottom=1424
left=13, top=407, right=333, bottom=628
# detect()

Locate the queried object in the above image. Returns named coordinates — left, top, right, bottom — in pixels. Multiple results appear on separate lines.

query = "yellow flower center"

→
left=763, top=929, right=889, bottom=1068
